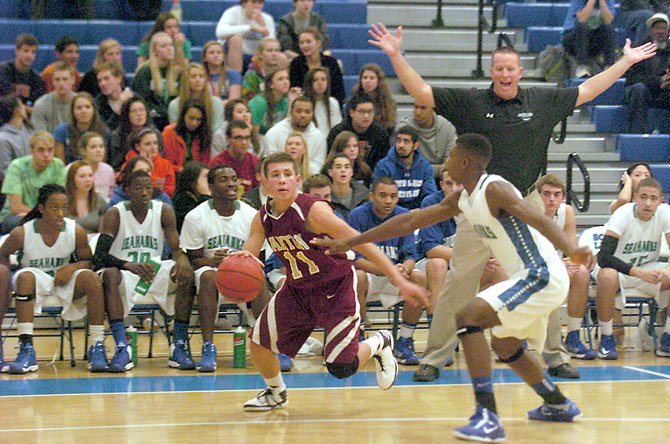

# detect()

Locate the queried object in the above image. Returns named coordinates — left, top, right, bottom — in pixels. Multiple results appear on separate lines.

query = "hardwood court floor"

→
left=1, top=329, right=669, bottom=443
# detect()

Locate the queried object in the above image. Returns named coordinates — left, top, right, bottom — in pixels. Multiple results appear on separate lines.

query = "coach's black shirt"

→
left=433, top=85, right=579, bottom=193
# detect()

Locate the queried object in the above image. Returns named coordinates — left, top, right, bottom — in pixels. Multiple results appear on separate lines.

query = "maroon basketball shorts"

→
left=250, top=267, right=361, bottom=364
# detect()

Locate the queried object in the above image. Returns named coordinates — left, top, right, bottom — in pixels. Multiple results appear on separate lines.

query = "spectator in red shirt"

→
left=163, top=99, right=212, bottom=173
left=124, top=127, right=176, bottom=196
left=208, top=120, right=258, bottom=193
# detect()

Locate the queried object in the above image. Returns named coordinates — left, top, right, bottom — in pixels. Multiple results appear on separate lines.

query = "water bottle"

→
left=125, top=326, right=138, bottom=366
left=171, top=0, right=182, bottom=22
left=233, top=326, right=246, bottom=368
left=134, top=259, right=161, bottom=296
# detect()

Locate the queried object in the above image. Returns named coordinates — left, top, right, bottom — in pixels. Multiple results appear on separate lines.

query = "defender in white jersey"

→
left=0, top=185, right=107, bottom=374
left=314, top=134, right=591, bottom=442
left=595, top=177, right=670, bottom=359
left=177, top=165, right=264, bottom=371
left=94, top=171, right=193, bottom=372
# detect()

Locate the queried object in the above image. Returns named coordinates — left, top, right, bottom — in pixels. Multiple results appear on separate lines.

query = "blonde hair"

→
left=147, top=32, right=178, bottom=97
left=255, top=37, right=280, bottom=68
left=285, top=131, right=310, bottom=177
left=201, top=41, right=228, bottom=95
left=30, top=130, right=55, bottom=149
left=178, top=63, right=214, bottom=131
left=94, top=39, right=122, bottom=72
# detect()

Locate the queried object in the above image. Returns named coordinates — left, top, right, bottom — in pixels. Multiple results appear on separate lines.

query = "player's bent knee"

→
left=496, top=346, right=525, bottom=363
left=456, top=325, right=483, bottom=337
left=326, top=358, right=359, bottom=379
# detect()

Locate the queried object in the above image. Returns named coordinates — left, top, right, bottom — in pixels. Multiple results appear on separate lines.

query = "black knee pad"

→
left=14, top=293, right=35, bottom=302
left=326, top=357, right=359, bottom=379
left=497, top=346, right=525, bottom=364
left=456, top=325, right=483, bottom=337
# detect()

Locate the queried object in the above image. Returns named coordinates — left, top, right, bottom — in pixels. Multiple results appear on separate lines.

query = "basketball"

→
left=216, top=255, right=265, bottom=303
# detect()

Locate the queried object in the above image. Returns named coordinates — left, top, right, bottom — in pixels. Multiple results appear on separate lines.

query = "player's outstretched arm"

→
left=486, top=182, right=590, bottom=265
left=368, top=22, right=435, bottom=108
left=308, top=202, right=430, bottom=307
left=313, top=193, right=460, bottom=253
left=577, top=39, right=656, bottom=106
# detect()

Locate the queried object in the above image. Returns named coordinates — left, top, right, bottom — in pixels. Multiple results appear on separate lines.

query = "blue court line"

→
left=0, top=365, right=669, bottom=397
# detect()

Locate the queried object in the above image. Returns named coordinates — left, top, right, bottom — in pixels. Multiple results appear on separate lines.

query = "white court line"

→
left=623, top=365, right=670, bottom=379
left=0, top=376, right=667, bottom=399
left=0, top=416, right=669, bottom=434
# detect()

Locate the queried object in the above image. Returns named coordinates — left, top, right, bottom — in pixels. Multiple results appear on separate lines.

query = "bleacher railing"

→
left=566, top=153, right=591, bottom=213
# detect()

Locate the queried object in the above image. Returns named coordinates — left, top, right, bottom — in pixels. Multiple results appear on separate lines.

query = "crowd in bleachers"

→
left=0, top=0, right=668, bottom=379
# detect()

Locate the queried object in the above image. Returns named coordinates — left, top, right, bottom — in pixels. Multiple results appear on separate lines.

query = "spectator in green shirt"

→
left=1, top=131, right=67, bottom=233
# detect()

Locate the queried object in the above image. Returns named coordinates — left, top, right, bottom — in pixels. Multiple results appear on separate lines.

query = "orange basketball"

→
left=216, top=255, right=264, bottom=303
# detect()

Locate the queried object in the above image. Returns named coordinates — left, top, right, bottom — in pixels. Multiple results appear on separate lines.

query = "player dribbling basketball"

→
left=236, top=152, right=429, bottom=412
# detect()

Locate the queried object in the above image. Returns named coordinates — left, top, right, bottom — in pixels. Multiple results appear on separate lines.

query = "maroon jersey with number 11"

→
left=260, top=193, right=354, bottom=290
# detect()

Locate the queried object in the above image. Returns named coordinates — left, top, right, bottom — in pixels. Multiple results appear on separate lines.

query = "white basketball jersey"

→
left=180, top=199, right=257, bottom=258
left=604, top=202, right=670, bottom=267
left=553, top=203, right=567, bottom=230
left=20, top=218, right=77, bottom=275
left=109, top=200, right=164, bottom=262
left=458, top=174, right=562, bottom=277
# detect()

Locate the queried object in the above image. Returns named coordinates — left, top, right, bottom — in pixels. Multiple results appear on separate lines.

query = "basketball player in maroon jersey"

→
left=237, top=152, right=429, bottom=411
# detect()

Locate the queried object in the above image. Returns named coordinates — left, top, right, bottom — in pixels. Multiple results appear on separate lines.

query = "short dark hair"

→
left=123, top=169, right=152, bottom=190
left=303, top=174, right=331, bottom=194
left=207, top=164, right=237, bottom=184
left=491, top=45, right=520, bottom=61
left=370, top=176, right=397, bottom=193
left=263, top=152, right=298, bottom=177
left=55, top=35, right=79, bottom=53
left=224, top=99, right=248, bottom=121
left=347, top=92, right=374, bottom=112
left=455, top=133, right=492, bottom=161
left=0, top=94, right=21, bottom=125
left=226, top=119, right=250, bottom=137
left=290, top=95, right=312, bottom=112
left=15, top=34, right=38, bottom=49
left=396, top=125, right=420, bottom=143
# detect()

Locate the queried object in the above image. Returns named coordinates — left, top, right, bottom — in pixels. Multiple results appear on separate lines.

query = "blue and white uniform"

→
left=459, top=174, right=569, bottom=351
left=13, top=218, right=89, bottom=320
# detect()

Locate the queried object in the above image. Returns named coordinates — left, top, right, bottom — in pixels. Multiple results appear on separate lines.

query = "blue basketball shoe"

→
left=656, top=332, right=670, bottom=357
left=197, top=342, right=217, bottom=372
left=564, top=330, right=596, bottom=360
left=109, top=344, right=134, bottom=372
left=9, top=341, right=38, bottom=374
left=528, top=399, right=582, bottom=422
left=87, top=341, right=109, bottom=372
left=597, top=334, right=619, bottom=360
left=393, top=336, right=420, bottom=365
left=278, top=353, right=293, bottom=372
left=169, top=340, right=196, bottom=370
left=453, top=404, right=506, bottom=442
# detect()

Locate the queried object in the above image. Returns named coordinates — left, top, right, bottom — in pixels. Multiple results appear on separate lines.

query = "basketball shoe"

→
left=109, top=344, right=134, bottom=372
left=373, top=330, right=398, bottom=390
left=527, top=399, right=582, bottom=422
left=564, top=330, right=596, bottom=360
left=278, top=353, right=293, bottom=372
left=597, top=334, right=619, bottom=360
left=88, top=341, right=109, bottom=372
left=394, top=336, right=420, bottom=365
left=453, top=404, right=506, bottom=442
left=169, top=340, right=196, bottom=370
left=656, top=332, right=670, bottom=357
left=244, top=387, right=289, bottom=412
left=197, top=342, right=217, bottom=372
left=9, top=341, right=38, bottom=374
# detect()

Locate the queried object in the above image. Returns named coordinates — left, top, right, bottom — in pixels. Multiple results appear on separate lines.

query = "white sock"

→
left=600, top=320, right=613, bottom=335
left=90, top=325, right=105, bottom=344
left=363, top=333, right=384, bottom=357
left=567, top=317, right=583, bottom=333
left=398, top=322, right=416, bottom=339
left=265, top=372, right=286, bottom=394
left=17, top=323, right=33, bottom=336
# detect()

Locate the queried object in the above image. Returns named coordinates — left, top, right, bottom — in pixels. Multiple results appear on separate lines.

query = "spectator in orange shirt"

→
left=123, top=127, right=176, bottom=196
left=163, top=99, right=212, bottom=173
